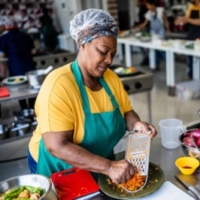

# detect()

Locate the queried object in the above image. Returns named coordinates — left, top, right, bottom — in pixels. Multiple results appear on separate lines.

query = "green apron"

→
left=37, top=60, right=126, bottom=177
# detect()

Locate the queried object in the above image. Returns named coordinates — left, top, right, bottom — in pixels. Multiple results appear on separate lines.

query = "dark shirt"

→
left=0, top=29, right=36, bottom=76
left=134, top=5, right=148, bottom=26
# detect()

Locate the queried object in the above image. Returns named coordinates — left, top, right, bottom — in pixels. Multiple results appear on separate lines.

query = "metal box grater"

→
left=124, top=133, right=151, bottom=193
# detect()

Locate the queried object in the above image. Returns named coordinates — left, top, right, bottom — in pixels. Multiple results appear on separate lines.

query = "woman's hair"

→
left=70, top=8, right=118, bottom=46
left=146, top=0, right=158, bottom=6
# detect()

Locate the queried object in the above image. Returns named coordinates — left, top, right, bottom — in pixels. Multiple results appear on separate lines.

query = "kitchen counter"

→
left=0, top=83, right=39, bottom=103
left=89, top=135, right=200, bottom=199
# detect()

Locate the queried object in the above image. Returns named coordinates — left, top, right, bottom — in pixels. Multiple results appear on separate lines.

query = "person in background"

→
left=0, top=17, right=36, bottom=109
left=135, top=0, right=170, bottom=70
left=175, top=0, right=200, bottom=80
left=39, top=8, right=58, bottom=52
left=134, top=0, right=150, bottom=66
left=28, top=9, right=157, bottom=182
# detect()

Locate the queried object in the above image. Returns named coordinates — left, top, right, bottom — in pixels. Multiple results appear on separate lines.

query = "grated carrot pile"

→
left=107, top=173, right=146, bottom=193
left=122, top=173, right=146, bottom=191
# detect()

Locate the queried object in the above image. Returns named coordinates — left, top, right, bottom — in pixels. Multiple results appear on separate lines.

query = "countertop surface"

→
left=89, top=136, right=200, bottom=199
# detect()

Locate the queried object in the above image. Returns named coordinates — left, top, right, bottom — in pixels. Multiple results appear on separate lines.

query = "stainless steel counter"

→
left=0, top=83, right=38, bottom=103
left=90, top=136, right=199, bottom=200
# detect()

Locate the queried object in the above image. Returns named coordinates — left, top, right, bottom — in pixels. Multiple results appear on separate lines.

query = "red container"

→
left=51, top=168, right=100, bottom=200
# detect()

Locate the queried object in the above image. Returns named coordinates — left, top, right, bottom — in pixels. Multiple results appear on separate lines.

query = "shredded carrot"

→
left=122, top=173, right=146, bottom=191
left=107, top=173, right=146, bottom=193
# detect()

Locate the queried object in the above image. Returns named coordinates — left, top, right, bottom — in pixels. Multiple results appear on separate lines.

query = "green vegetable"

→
left=3, top=186, right=25, bottom=200
left=141, top=32, right=150, bottom=37
left=24, top=186, right=35, bottom=193
left=185, top=43, right=194, bottom=49
left=7, top=78, right=15, bottom=82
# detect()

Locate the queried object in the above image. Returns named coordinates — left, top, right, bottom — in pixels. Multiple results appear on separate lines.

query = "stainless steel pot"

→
left=13, top=109, right=35, bottom=122
left=0, top=124, right=10, bottom=140
left=179, top=128, right=200, bottom=158
left=25, top=66, right=53, bottom=88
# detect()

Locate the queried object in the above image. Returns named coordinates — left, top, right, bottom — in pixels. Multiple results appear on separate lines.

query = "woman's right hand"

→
left=107, top=160, right=137, bottom=184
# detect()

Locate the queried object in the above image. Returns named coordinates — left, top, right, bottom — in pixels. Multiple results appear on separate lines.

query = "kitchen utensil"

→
left=123, top=133, right=151, bottom=193
left=13, top=109, right=35, bottom=122
left=25, top=66, right=53, bottom=88
left=159, top=118, right=186, bottom=149
left=43, top=65, right=53, bottom=75
left=51, top=168, right=100, bottom=200
left=180, top=129, right=200, bottom=158
left=10, top=121, right=30, bottom=136
left=0, top=124, right=10, bottom=140
left=175, top=175, right=200, bottom=200
left=0, top=174, right=52, bottom=200
left=98, top=162, right=164, bottom=199
left=2, top=76, right=27, bottom=86
left=175, top=157, right=199, bottom=175
left=0, top=87, right=10, bottom=98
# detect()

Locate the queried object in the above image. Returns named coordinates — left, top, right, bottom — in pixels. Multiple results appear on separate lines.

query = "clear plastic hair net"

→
left=70, top=8, right=118, bottom=46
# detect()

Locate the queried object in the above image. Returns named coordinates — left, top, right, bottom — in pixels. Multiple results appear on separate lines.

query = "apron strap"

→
left=99, top=77, right=119, bottom=108
left=71, top=60, right=119, bottom=113
left=71, top=60, right=91, bottom=114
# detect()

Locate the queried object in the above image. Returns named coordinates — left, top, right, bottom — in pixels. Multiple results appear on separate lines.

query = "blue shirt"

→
left=0, top=29, right=36, bottom=76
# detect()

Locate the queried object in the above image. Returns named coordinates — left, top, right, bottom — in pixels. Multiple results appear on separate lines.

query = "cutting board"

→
left=0, top=86, right=10, bottom=98
left=137, top=181, right=195, bottom=200
left=51, top=168, right=100, bottom=200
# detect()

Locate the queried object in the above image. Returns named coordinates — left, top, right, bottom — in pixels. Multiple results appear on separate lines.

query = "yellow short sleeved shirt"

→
left=186, top=4, right=200, bottom=18
left=29, top=63, right=133, bottom=161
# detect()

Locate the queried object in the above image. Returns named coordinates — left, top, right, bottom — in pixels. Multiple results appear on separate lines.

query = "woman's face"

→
left=146, top=3, right=154, bottom=10
left=80, top=36, right=117, bottom=77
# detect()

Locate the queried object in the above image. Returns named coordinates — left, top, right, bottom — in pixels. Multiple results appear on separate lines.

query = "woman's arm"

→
left=163, top=12, right=170, bottom=35
left=124, top=110, right=157, bottom=138
left=124, top=110, right=140, bottom=131
left=135, top=19, right=149, bottom=32
left=43, top=130, right=136, bottom=184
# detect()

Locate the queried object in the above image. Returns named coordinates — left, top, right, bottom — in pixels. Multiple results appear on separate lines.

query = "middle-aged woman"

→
left=28, top=8, right=157, bottom=184
left=135, top=0, right=170, bottom=70
left=175, top=0, right=200, bottom=79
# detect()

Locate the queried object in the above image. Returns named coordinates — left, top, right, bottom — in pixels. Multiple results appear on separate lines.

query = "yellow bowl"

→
left=175, top=157, right=200, bottom=175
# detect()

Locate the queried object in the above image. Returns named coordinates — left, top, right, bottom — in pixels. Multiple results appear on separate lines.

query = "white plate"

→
left=2, top=76, right=28, bottom=85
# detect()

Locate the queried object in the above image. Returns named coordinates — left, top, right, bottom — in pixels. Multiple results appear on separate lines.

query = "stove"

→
left=33, top=50, right=77, bottom=69
left=110, top=65, right=154, bottom=94
left=119, top=71, right=154, bottom=94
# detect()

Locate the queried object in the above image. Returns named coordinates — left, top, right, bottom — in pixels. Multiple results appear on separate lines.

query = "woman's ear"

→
left=79, top=44, right=85, bottom=52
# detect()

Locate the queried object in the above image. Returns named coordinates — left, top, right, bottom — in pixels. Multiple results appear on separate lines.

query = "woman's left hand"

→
left=133, top=121, right=157, bottom=139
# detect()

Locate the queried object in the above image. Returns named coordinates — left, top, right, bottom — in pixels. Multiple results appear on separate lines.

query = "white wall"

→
left=81, top=0, right=103, bottom=10
left=54, top=0, right=82, bottom=34
left=129, top=0, right=136, bottom=28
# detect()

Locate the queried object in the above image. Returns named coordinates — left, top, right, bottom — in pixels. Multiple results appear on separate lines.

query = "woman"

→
left=135, top=0, right=170, bottom=70
left=175, top=0, right=200, bottom=79
left=28, top=8, right=157, bottom=184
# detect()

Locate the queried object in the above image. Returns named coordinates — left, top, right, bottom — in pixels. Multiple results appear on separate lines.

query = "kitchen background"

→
left=0, top=0, right=200, bottom=186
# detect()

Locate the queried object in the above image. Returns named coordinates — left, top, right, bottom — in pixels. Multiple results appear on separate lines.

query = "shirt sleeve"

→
left=186, top=5, right=192, bottom=18
left=145, top=10, right=151, bottom=21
